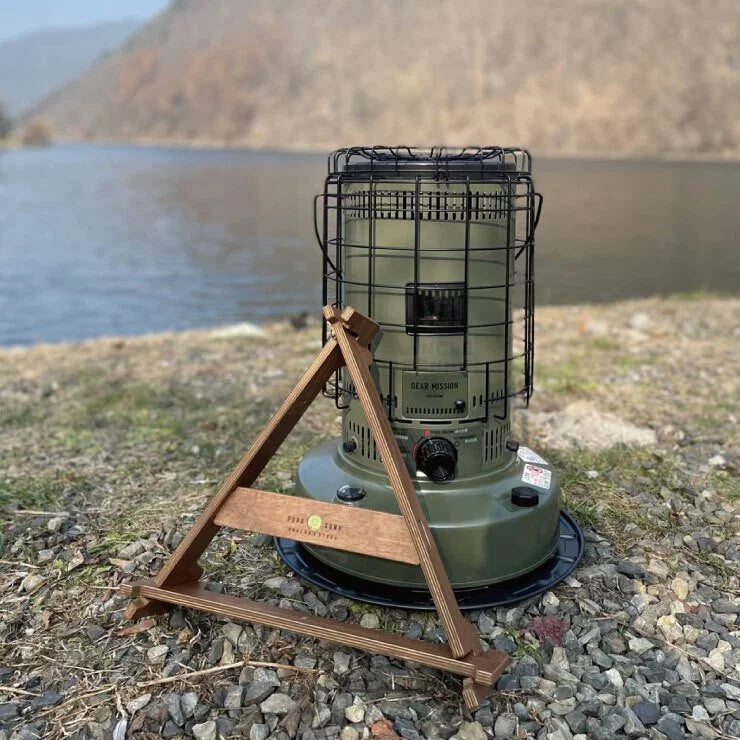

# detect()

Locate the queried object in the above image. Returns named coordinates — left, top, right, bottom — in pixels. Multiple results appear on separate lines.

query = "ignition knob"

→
left=415, top=437, right=458, bottom=483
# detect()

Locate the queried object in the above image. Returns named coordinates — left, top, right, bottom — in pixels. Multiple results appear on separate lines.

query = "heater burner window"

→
left=405, top=283, right=467, bottom=335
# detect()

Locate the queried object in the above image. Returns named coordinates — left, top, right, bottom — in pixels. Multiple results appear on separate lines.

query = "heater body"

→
left=295, top=148, right=562, bottom=589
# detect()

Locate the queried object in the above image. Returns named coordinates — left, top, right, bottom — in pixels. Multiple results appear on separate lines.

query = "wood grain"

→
left=214, top=487, right=419, bottom=564
left=326, top=307, right=481, bottom=660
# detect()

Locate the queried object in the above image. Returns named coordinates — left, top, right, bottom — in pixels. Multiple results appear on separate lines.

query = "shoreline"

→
left=1, top=292, right=735, bottom=351
left=38, top=135, right=740, bottom=164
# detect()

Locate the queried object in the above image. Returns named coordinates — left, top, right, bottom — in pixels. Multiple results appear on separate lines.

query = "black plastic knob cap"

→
left=337, top=485, right=366, bottom=502
left=415, top=437, right=458, bottom=483
left=511, top=486, right=539, bottom=507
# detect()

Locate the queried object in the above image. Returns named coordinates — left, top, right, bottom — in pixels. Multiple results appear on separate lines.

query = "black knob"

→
left=415, top=437, right=458, bottom=483
left=506, top=440, right=520, bottom=452
left=337, top=485, right=366, bottom=502
left=511, top=486, right=539, bottom=507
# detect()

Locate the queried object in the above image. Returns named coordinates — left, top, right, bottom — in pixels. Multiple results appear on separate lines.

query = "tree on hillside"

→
left=0, top=102, right=12, bottom=139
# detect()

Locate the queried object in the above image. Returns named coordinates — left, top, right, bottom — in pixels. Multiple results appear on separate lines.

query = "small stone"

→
left=632, top=701, right=660, bottom=726
left=493, top=712, right=517, bottom=737
left=224, top=684, right=244, bottom=710
left=657, top=615, right=683, bottom=643
left=181, top=692, right=198, bottom=719
left=708, top=454, right=726, bottom=468
left=162, top=693, right=184, bottom=726
left=147, top=645, right=169, bottom=665
left=192, top=720, right=217, bottom=740
left=126, top=693, right=151, bottom=714
left=684, top=718, right=718, bottom=738
left=478, top=611, right=496, bottom=634
left=564, top=709, right=587, bottom=734
left=604, top=668, right=623, bottom=690
left=622, top=706, right=646, bottom=737
left=542, top=592, right=560, bottom=608
left=628, top=312, right=650, bottom=330
left=705, top=648, right=725, bottom=672
left=344, top=698, right=365, bottom=723
left=671, top=578, right=690, bottom=600
left=0, top=703, right=20, bottom=721
left=20, top=572, right=46, bottom=593
left=260, top=693, right=297, bottom=715
left=250, top=724, right=270, bottom=740
left=340, top=728, right=360, bottom=740
left=454, top=721, right=488, bottom=740
left=244, top=680, right=274, bottom=705
left=333, top=651, right=351, bottom=674
left=360, top=613, right=380, bottom=629
left=657, top=716, right=685, bottom=740
left=628, top=636, right=654, bottom=654
left=46, top=516, right=65, bottom=532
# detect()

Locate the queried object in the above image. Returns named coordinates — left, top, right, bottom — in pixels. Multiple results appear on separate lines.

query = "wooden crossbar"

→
left=214, top=487, right=420, bottom=565
left=120, top=306, right=509, bottom=709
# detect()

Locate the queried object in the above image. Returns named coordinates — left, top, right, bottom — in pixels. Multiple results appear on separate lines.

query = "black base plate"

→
left=275, top=510, right=583, bottom=611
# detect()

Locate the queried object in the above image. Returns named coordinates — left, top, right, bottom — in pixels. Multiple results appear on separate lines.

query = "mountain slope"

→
left=0, top=20, right=140, bottom=117
left=33, top=0, right=740, bottom=155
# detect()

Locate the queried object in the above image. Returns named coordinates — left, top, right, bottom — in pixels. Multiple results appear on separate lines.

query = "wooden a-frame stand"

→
left=120, top=306, right=509, bottom=708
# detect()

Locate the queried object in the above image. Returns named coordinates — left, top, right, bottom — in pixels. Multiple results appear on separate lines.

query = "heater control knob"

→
left=416, top=437, right=458, bottom=483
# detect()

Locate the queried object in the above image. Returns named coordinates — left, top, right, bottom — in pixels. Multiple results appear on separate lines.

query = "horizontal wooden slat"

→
left=213, top=487, right=420, bottom=565
left=119, top=581, right=508, bottom=690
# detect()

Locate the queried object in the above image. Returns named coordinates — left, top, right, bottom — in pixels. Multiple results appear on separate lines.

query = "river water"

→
left=1, top=144, right=737, bottom=346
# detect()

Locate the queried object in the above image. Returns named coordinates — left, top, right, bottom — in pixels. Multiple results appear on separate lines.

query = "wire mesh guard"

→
left=316, top=146, right=542, bottom=424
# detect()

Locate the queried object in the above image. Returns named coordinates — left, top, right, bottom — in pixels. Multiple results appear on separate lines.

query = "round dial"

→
left=415, top=437, right=458, bottom=483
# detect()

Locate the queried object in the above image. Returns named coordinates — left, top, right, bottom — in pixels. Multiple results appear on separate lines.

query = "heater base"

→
left=275, top=510, right=583, bottom=611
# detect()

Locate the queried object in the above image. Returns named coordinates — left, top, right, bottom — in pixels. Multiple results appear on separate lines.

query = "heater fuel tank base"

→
left=276, top=439, right=583, bottom=604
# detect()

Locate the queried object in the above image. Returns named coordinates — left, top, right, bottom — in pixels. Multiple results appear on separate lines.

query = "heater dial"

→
left=415, top=437, right=458, bottom=483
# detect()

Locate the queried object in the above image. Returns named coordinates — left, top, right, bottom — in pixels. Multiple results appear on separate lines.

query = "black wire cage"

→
left=315, top=146, right=542, bottom=426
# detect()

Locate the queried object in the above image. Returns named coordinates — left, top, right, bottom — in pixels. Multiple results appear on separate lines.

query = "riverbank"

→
left=0, top=296, right=737, bottom=739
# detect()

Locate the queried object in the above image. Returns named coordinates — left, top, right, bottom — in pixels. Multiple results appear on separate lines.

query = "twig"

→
left=0, top=686, right=40, bottom=697
left=15, top=509, right=70, bottom=517
left=0, top=559, right=39, bottom=569
left=135, top=659, right=317, bottom=689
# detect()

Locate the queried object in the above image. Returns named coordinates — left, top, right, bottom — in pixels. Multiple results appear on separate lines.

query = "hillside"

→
left=0, top=20, right=140, bottom=117
left=34, top=0, right=740, bottom=155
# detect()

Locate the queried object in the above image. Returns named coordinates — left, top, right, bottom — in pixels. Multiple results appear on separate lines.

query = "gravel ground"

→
left=0, top=296, right=737, bottom=740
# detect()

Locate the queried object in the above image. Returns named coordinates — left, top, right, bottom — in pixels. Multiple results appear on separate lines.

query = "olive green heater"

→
left=277, top=147, right=582, bottom=608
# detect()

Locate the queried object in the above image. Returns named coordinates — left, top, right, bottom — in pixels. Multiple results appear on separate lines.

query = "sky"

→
left=0, top=0, right=170, bottom=43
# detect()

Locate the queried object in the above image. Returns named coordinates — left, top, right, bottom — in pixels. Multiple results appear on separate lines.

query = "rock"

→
left=622, top=706, right=646, bottom=737
left=181, top=692, right=198, bottom=719
left=684, top=718, right=718, bottom=738
left=564, top=710, right=587, bottom=734
left=706, top=648, right=725, bottom=672
left=514, top=655, right=540, bottom=677
left=333, top=651, right=351, bottom=674
left=126, top=694, right=151, bottom=714
left=341, top=727, right=360, bottom=740
left=30, top=690, right=62, bottom=709
left=478, top=611, right=496, bottom=634
left=628, top=636, right=654, bottom=654
left=493, top=713, right=517, bottom=737
left=549, top=646, right=569, bottom=672
left=657, top=716, right=685, bottom=740
left=453, top=721, right=488, bottom=740
left=224, top=684, right=243, bottom=710
left=671, top=577, right=690, bottom=600
left=628, top=312, right=650, bottom=330
left=163, top=693, right=185, bottom=726
left=192, top=720, right=217, bottom=740
left=46, top=516, right=65, bottom=532
left=250, top=724, right=270, bottom=740
left=260, top=693, right=297, bottom=715
left=147, top=644, right=169, bottom=665
left=632, top=701, right=660, bottom=726
left=604, top=668, right=624, bottom=690
left=344, top=698, right=365, bottom=723
left=0, top=703, right=20, bottom=721
left=360, top=613, right=380, bottom=629
left=20, top=572, right=46, bottom=593
left=657, top=615, right=683, bottom=643
left=244, top=680, right=275, bottom=705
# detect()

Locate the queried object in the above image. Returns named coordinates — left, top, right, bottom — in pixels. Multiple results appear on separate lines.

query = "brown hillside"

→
left=35, top=0, right=740, bottom=155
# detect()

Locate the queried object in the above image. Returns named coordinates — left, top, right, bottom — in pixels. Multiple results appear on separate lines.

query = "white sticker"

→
left=522, top=464, right=552, bottom=490
left=517, top=446, right=548, bottom=465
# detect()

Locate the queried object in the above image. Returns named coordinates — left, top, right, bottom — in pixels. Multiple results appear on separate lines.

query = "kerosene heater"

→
left=276, top=147, right=582, bottom=609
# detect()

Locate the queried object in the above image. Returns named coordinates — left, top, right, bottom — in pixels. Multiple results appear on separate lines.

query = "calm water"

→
left=1, top=144, right=738, bottom=346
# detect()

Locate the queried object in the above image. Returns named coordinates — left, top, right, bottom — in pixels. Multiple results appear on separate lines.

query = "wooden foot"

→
left=124, top=596, right=171, bottom=620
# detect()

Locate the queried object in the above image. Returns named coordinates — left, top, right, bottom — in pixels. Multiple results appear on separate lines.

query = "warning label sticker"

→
left=517, top=446, right=548, bottom=465
left=522, top=464, right=552, bottom=490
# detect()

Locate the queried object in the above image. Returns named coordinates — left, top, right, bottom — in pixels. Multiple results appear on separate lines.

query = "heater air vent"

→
left=405, top=283, right=466, bottom=335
